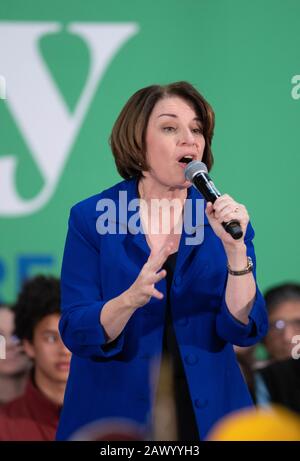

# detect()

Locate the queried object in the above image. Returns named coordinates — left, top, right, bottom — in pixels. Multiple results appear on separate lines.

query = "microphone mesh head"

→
left=184, top=160, right=208, bottom=181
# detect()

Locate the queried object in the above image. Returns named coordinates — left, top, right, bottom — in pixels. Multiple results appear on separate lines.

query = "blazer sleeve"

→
left=59, top=203, right=125, bottom=359
left=215, top=222, right=268, bottom=346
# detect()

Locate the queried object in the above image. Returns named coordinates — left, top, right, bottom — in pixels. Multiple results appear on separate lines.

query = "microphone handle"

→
left=192, top=173, right=243, bottom=240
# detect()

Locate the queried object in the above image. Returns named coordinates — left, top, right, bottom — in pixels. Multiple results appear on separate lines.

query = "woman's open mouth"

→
left=177, top=155, right=194, bottom=168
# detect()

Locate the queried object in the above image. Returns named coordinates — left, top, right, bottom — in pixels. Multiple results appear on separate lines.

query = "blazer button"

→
left=184, top=354, right=199, bottom=366
left=174, top=275, right=182, bottom=287
left=194, top=398, right=208, bottom=409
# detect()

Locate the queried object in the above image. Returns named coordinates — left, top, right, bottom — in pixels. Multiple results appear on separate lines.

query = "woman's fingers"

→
left=135, top=244, right=174, bottom=305
left=151, top=287, right=164, bottom=300
left=209, top=196, right=249, bottom=223
left=216, top=205, right=248, bottom=224
left=214, top=201, right=236, bottom=216
left=149, top=269, right=167, bottom=284
left=212, top=193, right=232, bottom=208
left=215, top=204, right=239, bottom=221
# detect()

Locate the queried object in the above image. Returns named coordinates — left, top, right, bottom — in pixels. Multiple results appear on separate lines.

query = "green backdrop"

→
left=1, top=0, right=299, bottom=302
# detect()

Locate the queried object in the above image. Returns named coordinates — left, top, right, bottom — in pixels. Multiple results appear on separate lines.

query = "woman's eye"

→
left=163, top=126, right=176, bottom=132
left=192, top=127, right=203, bottom=134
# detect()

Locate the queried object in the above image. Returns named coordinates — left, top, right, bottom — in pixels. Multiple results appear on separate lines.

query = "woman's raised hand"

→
left=127, top=243, right=174, bottom=309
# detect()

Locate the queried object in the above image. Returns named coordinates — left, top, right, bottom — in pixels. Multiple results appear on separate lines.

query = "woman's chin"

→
left=173, top=180, right=192, bottom=190
left=179, top=180, right=192, bottom=189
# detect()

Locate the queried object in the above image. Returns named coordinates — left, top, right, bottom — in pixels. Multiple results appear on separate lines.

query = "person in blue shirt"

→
left=56, top=81, right=268, bottom=441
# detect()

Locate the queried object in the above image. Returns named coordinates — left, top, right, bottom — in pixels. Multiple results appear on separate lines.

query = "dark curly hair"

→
left=14, top=275, right=60, bottom=342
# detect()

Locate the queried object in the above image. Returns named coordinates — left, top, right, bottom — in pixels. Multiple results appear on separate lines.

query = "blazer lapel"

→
left=175, top=185, right=210, bottom=276
left=94, top=177, right=210, bottom=267
left=120, top=178, right=150, bottom=258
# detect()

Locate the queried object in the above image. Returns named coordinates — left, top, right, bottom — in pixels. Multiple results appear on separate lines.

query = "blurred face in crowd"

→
left=264, top=300, right=300, bottom=361
left=144, top=96, right=206, bottom=190
left=0, top=307, right=31, bottom=376
left=23, top=313, right=71, bottom=384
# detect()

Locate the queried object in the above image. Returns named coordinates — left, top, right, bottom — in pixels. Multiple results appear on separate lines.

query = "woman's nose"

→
left=178, top=128, right=196, bottom=145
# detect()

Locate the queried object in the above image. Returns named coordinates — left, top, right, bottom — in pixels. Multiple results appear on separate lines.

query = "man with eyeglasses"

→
left=263, top=284, right=300, bottom=361
left=255, top=283, right=300, bottom=414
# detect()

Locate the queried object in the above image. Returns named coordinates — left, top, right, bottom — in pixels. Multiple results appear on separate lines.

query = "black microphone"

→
left=184, top=160, right=243, bottom=240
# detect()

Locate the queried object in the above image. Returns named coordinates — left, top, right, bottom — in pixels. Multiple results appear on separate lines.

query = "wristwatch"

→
left=227, top=256, right=253, bottom=276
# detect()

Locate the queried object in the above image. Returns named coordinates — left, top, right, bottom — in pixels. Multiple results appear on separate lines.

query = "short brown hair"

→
left=110, top=81, right=215, bottom=179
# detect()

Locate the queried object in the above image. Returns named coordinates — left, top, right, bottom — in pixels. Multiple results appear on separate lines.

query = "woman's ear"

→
left=22, top=338, right=36, bottom=360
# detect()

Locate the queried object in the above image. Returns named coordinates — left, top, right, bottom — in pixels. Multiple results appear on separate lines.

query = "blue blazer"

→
left=56, top=178, right=268, bottom=440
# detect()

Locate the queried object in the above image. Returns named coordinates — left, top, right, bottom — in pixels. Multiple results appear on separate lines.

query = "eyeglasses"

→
left=269, top=318, right=300, bottom=333
left=0, top=333, right=21, bottom=345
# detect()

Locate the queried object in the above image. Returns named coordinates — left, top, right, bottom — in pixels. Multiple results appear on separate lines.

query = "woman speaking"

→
left=56, top=81, right=268, bottom=441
